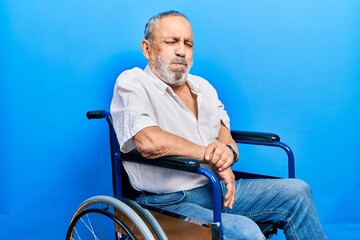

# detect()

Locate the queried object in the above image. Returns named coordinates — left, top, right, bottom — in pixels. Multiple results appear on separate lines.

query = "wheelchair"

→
left=66, top=110, right=295, bottom=240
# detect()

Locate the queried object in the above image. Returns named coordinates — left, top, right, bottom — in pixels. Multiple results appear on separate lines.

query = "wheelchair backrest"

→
left=87, top=110, right=140, bottom=199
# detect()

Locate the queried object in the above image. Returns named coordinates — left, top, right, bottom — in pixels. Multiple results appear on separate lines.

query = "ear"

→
left=141, top=39, right=151, bottom=60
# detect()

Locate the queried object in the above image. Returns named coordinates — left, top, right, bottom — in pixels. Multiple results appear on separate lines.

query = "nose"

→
left=175, top=42, right=186, bottom=57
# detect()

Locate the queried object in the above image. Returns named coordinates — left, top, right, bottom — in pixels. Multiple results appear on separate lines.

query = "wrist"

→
left=199, top=146, right=207, bottom=162
left=226, top=144, right=238, bottom=165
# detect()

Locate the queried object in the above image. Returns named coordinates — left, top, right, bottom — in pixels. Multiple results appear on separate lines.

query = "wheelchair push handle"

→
left=86, top=110, right=109, bottom=120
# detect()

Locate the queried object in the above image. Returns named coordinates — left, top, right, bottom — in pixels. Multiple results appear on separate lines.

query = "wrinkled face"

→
left=142, top=15, right=194, bottom=86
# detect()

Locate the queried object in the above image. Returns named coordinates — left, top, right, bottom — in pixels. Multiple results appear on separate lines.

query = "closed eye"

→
left=185, top=42, right=193, bottom=48
left=164, top=37, right=179, bottom=44
left=163, top=38, right=193, bottom=48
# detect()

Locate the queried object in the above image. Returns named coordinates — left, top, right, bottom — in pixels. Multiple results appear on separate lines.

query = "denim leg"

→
left=136, top=184, right=265, bottom=240
left=136, top=179, right=327, bottom=239
left=165, top=202, right=266, bottom=240
left=224, top=178, right=327, bottom=240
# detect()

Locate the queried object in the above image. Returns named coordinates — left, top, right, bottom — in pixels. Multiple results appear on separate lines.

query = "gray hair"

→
left=144, top=10, right=189, bottom=41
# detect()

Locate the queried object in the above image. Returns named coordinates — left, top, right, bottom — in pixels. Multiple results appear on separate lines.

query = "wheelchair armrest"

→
left=86, top=110, right=109, bottom=119
left=231, top=130, right=280, bottom=143
left=231, top=130, right=295, bottom=178
left=120, top=150, right=200, bottom=172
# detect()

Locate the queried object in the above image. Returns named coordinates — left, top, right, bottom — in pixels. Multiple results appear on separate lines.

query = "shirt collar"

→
left=144, top=65, right=169, bottom=95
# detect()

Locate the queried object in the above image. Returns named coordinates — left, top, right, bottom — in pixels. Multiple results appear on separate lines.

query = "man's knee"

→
left=283, top=179, right=313, bottom=199
left=277, top=179, right=315, bottom=213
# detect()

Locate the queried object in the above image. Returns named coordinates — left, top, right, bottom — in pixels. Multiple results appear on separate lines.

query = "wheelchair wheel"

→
left=66, top=195, right=156, bottom=240
left=117, top=196, right=168, bottom=240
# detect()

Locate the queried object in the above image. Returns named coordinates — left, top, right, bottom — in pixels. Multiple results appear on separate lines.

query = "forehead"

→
left=153, top=15, right=193, bottom=40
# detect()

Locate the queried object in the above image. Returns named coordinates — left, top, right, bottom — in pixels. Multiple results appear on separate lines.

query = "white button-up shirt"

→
left=110, top=65, right=230, bottom=193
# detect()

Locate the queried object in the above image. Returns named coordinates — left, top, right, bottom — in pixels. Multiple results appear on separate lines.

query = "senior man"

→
left=110, top=10, right=327, bottom=240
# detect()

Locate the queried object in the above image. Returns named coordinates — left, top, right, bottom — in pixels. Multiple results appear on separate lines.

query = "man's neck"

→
left=170, top=82, right=187, bottom=95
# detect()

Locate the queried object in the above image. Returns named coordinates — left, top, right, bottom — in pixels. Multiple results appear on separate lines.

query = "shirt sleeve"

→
left=200, top=76, right=231, bottom=130
left=110, top=69, right=158, bottom=153
left=218, top=98, right=231, bottom=130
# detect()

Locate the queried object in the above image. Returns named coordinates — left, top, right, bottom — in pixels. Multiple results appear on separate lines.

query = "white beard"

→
left=152, top=56, right=193, bottom=86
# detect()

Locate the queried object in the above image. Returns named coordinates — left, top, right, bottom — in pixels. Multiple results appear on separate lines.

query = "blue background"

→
left=1, top=1, right=359, bottom=239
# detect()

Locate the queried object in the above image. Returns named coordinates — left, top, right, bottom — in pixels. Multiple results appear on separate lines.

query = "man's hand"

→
left=204, top=140, right=234, bottom=171
left=217, top=167, right=236, bottom=209
left=204, top=140, right=237, bottom=208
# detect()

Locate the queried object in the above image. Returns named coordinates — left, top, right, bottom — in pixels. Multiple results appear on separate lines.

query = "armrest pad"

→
left=86, top=110, right=109, bottom=120
left=231, top=130, right=280, bottom=143
left=120, top=151, right=200, bottom=172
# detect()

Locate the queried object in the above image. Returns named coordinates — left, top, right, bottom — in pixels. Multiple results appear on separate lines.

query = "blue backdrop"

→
left=1, top=1, right=359, bottom=239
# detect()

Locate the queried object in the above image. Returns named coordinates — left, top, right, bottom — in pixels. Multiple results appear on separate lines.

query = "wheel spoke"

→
left=66, top=196, right=156, bottom=240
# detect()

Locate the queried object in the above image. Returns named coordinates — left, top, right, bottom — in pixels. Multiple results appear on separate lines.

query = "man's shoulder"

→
left=114, top=67, right=150, bottom=87
left=118, top=67, right=146, bottom=80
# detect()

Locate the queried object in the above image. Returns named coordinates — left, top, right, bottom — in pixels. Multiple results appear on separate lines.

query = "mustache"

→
left=171, top=57, right=188, bottom=67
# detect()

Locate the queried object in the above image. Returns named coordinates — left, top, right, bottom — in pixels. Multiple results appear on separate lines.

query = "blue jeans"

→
left=136, top=178, right=327, bottom=240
